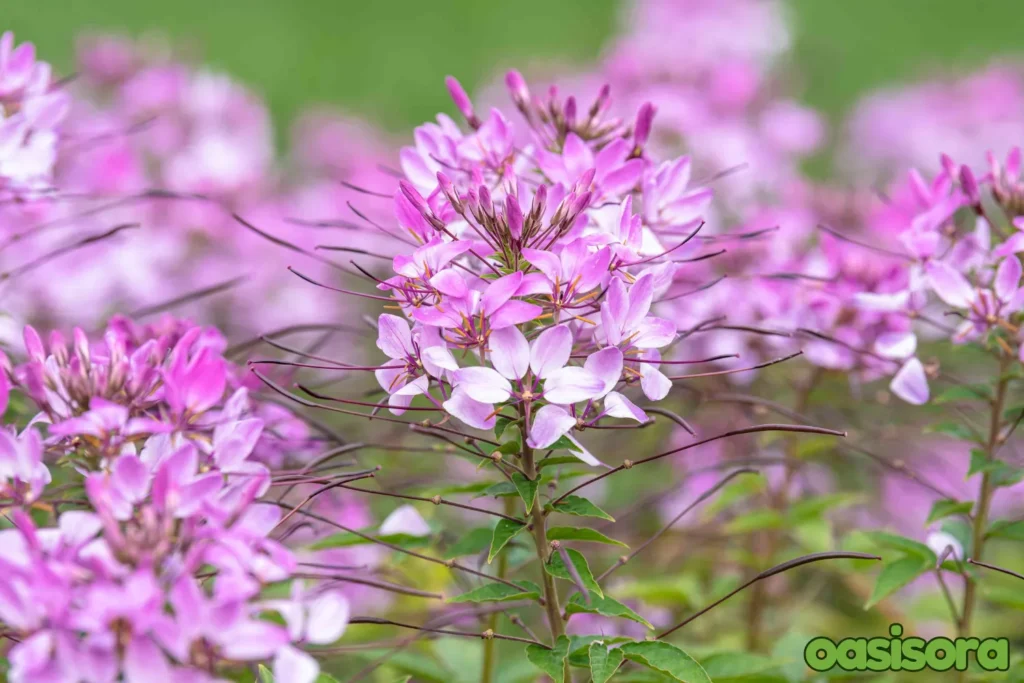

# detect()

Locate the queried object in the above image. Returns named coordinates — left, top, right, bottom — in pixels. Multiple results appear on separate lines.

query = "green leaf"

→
left=618, top=641, right=713, bottom=683
left=316, top=675, right=342, bottom=683
left=547, top=495, right=615, bottom=522
left=700, top=652, right=780, bottom=680
left=865, top=556, right=929, bottom=609
left=547, top=526, right=628, bottom=548
left=927, top=499, right=973, bottom=523
left=526, top=635, right=570, bottom=681
left=546, top=547, right=603, bottom=597
left=444, top=527, right=494, bottom=558
left=861, top=531, right=936, bottom=562
left=448, top=580, right=541, bottom=604
left=933, top=384, right=991, bottom=404
left=309, top=531, right=430, bottom=551
left=488, top=518, right=526, bottom=563
left=539, top=455, right=587, bottom=469
left=589, top=642, right=624, bottom=683
left=967, top=451, right=1024, bottom=486
left=511, top=473, right=539, bottom=513
left=497, top=423, right=523, bottom=456
left=548, top=435, right=577, bottom=451
left=258, top=664, right=274, bottom=683
left=926, top=420, right=980, bottom=443
left=724, top=509, right=784, bottom=534
left=477, top=481, right=518, bottom=499
left=494, top=415, right=515, bottom=440
left=987, top=518, right=1024, bottom=541
left=788, top=493, right=862, bottom=524
left=566, top=591, right=653, bottom=629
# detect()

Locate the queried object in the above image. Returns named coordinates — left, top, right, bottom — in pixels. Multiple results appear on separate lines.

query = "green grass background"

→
left=7, top=0, right=1024, bottom=141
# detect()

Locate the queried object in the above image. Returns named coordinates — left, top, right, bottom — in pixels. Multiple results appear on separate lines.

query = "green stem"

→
left=522, top=422, right=569, bottom=682
left=746, top=368, right=823, bottom=651
left=959, top=357, right=1010, bottom=639
left=481, top=496, right=515, bottom=683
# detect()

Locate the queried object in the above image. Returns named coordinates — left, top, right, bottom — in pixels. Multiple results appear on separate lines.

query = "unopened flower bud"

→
left=505, top=195, right=524, bottom=239
left=505, top=69, right=530, bottom=108
left=445, top=75, right=480, bottom=128
left=633, top=102, right=656, bottom=151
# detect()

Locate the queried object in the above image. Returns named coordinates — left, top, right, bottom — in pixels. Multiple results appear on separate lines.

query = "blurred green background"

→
left=7, top=0, right=1024, bottom=137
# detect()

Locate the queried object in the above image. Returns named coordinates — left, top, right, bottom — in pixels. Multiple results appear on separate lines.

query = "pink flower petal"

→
left=530, top=325, right=572, bottom=379
left=583, top=347, right=623, bottom=398
left=489, top=327, right=529, bottom=380
left=890, top=358, right=929, bottom=405
left=442, top=388, right=497, bottom=430
left=995, top=257, right=1022, bottom=302
left=604, top=392, right=648, bottom=422
left=543, top=366, right=604, bottom=405
left=453, top=367, right=511, bottom=404
left=926, top=261, right=973, bottom=308
left=527, top=404, right=576, bottom=449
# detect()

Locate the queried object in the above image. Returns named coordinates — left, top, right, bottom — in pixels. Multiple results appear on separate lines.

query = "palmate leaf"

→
left=526, top=635, right=571, bottom=681
left=308, top=531, right=431, bottom=551
left=618, top=641, right=712, bottom=683
left=589, top=642, right=625, bottom=683
left=444, top=527, right=493, bottom=558
left=545, top=547, right=603, bottom=597
left=927, top=499, right=974, bottom=523
left=511, top=472, right=539, bottom=513
left=866, top=555, right=930, bottom=609
left=546, top=494, right=615, bottom=521
left=447, top=580, right=541, bottom=603
left=565, top=591, right=653, bottom=629
left=860, top=531, right=936, bottom=562
left=488, top=518, right=527, bottom=563
left=547, top=526, right=628, bottom=548
left=700, top=651, right=783, bottom=680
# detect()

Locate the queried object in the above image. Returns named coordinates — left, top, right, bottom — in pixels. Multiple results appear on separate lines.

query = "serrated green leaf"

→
left=526, top=635, right=570, bottom=681
left=866, top=556, right=929, bottom=608
left=618, top=641, right=712, bottom=683
left=494, top=415, right=515, bottom=440
left=444, top=527, right=494, bottom=558
left=703, top=475, right=766, bottom=516
left=927, top=499, right=973, bottom=523
left=967, top=451, right=1024, bottom=487
left=548, top=435, right=577, bottom=451
left=700, top=651, right=780, bottom=680
left=546, top=547, right=603, bottom=597
left=934, top=384, right=991, bottom=404
left=426, top=481, right=498, bottom=496
left=861, top=531, right=936, bottom=562
left=987, top=518, right=1024, bottom=540
left=448, top=580, right=541, bottom=603
left=309, top=531, right=430, bottom=551
left=539, top=455, right=587, bottom=469
left=589, top=642, right=624, bottom=683
left=927, top=420, right=981, bottom=443
left=547, top=526, right=627, bottom=548
left=547, top=495, right=614, bottom=521
left=788, top=493, right=862, bottom=523
left=511, top=473, right=539, bottom=513
left=566, top=591, right=653, bottom=629
left=477, top=481, right=518, bottom=499
left=725, top=509, right=784, bottom=534
left=488, top=518, right=526, bottom=563
left=794, top=435, right=840, bottom=459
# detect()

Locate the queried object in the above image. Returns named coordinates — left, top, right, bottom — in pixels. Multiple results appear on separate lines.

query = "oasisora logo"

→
left=804, top=624, right=1010, bottom=673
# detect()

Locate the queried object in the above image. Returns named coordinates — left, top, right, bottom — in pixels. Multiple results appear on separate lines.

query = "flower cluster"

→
left=0, top=31, right=69, bottom=193
left=364, top=71, right=714, bottom=463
